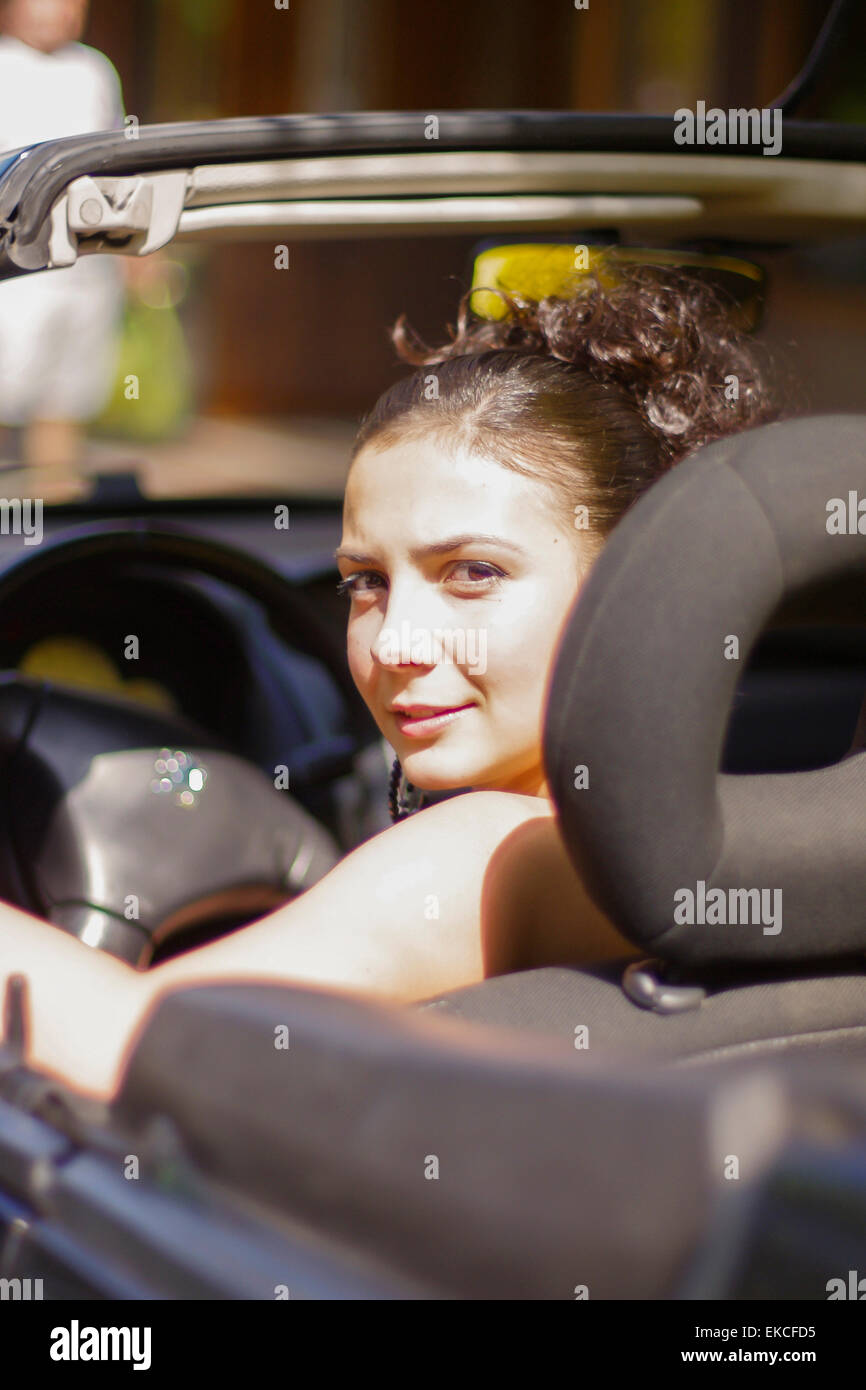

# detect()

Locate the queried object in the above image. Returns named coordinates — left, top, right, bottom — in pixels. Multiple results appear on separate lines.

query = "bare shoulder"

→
left=414, top=788, right=556, bottom=834
left=339, top=788, right=556, bottom=877
left=396, top=790, right=636, bottom=975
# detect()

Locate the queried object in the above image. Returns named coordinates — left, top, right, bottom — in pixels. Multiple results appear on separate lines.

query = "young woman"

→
left=0, top=259, right=782, bottom=1101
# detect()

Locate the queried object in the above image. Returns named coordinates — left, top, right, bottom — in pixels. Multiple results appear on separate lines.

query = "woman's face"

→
left=337, top=434, right=587, bottom=797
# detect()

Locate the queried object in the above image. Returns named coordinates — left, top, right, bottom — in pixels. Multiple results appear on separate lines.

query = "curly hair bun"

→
left=391, top=247, right=781, bottom=468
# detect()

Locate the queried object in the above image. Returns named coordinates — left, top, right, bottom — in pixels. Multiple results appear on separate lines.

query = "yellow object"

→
left=469, top=244, right=764, bottom=324
left=18, top=636, right=178, bottom=713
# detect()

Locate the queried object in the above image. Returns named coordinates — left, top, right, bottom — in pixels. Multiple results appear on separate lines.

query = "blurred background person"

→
left=0, top=0, right=125, bottom=472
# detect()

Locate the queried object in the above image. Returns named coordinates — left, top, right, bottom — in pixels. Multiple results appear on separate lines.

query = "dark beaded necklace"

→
left=388, top=756, right=427, bottom=822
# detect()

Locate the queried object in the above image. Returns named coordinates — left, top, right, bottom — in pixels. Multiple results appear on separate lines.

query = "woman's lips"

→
left=392, top=703, right=476, bottom=738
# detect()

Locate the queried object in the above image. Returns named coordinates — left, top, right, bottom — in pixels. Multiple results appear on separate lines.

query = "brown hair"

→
left=351, top=261, right=785, bottom=560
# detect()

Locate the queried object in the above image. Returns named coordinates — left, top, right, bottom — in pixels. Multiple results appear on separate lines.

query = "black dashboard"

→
left=0, top=497, right=383, bottom=847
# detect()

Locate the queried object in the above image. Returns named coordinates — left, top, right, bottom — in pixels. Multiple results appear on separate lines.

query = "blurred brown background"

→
left=73, top=0, right=866, bottom=481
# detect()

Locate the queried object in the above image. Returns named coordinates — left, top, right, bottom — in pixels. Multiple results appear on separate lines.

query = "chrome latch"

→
left=622, top=958, right=707, bottom=1014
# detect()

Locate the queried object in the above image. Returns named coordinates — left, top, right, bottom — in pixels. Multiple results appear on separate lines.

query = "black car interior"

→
left=0, top=522, right=392, bottom=961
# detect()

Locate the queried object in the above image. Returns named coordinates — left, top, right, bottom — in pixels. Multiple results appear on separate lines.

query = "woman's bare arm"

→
left=0, top=790, right=635, bottom=1101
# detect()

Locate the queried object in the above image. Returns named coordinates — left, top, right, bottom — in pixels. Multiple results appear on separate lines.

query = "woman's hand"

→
left=0, top=902, right=151, bottom=1102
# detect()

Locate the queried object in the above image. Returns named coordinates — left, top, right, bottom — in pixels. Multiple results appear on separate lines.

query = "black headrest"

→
left=543, top=414, right=866, bottom=966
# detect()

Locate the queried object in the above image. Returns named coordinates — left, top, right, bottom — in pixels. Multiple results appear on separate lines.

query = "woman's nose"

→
left=372, top=580, right=441, bottom=668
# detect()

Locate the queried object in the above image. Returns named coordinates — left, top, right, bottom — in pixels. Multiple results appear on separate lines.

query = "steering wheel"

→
left=0, top=521, right=362, bottom=967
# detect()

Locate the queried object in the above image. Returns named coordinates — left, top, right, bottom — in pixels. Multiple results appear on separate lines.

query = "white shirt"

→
left=0, top=35, right=124, bottom=153
left=0, top=38, right=126, bottom=423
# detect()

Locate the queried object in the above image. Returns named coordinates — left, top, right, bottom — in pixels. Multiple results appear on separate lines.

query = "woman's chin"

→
left=397, top=747, right=481, bottom=793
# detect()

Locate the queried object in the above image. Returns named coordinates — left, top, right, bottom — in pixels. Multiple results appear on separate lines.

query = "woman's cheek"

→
left=484, top=584, right=540, bottom=656
left=346, top=620, right=374, bottom=693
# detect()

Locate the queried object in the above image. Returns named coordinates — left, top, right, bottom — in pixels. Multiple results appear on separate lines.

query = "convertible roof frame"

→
left=0, top=112, right=864, bottom=278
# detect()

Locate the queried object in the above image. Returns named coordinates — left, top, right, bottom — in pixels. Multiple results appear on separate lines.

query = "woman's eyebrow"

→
left=334, top=534, right=526, bottom=564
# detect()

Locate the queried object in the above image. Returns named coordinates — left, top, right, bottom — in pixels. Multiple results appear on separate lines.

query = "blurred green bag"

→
left=93, top=296, right=194, bottom=442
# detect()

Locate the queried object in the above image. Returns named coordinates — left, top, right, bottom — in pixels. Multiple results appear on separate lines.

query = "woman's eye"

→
left=336, top=570, right=386, bottom=597
left=337, top=563, right=504, bottom=597
left=448, top=561, right=505, bottom=588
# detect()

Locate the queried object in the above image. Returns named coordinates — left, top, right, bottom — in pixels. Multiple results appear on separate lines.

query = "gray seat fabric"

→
left=415, top=959, right=866, bottom=1065
left=114, top=980, right=866, bottom=1300
left=544, top=414, right=866, bottom=966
